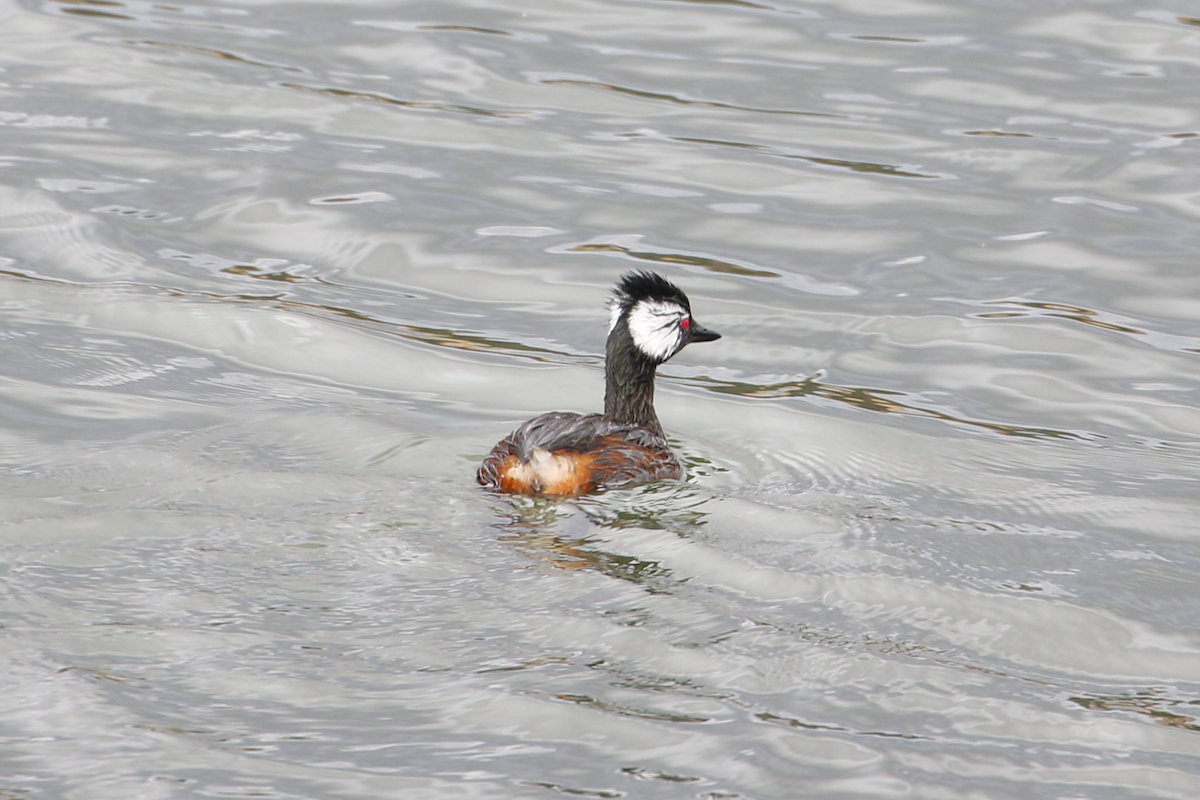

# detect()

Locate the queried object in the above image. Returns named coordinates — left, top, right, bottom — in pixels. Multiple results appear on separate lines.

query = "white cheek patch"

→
left=626, top=300, right=686, bottom=360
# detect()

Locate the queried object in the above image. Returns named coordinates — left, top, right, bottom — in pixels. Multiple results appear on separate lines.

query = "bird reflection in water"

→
left=489, top=481, right=712, bottom=590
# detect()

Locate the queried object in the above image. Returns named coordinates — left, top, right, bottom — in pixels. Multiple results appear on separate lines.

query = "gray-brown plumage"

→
left=478, top=272, right=720, bottom=496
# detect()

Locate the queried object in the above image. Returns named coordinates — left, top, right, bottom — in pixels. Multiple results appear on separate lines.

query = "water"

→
left=2, top=0, right=1199, bottom=797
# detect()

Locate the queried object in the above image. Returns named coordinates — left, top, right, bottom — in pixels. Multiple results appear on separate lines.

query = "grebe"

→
left=477, top=271, right=720, bottom=496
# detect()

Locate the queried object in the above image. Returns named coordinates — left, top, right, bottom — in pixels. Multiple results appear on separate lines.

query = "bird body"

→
left=477, top=411, right=680, bottom=495
left=478, top=272, right=719, bottom=496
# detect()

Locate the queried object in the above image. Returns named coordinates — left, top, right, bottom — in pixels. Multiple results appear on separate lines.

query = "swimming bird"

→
left=477, top=271, right=720, bottom=496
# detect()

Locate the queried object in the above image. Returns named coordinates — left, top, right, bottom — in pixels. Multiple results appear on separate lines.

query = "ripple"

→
left=1069, top=688, right=1200, bottom=732
left=687, top=374, right=1092, bottom=441
left=532, top=76, right=841, bottom=118
left=967, top=298, right=1200, bottom=355
left=354, top=19, right=546, bottom=42
left=552, top=692, right=713, bottom=724
left=118, top=39, right=306, bottom=74
left=0, top=112, right=107, bottom=129
left=278, top=82, right=534, bottom=120
left=672, top=135, right=949, bottom=179
left=476, top=225, right=565, bottom=237
left=37, top=178, right=134, bottom=194
left=561, top=240, right=780, bottom=278
left=50, top=0, right=278, bottom=36
left=834, top=34, right=971, bottom=47
left=308, top=191, right=394, bottom=205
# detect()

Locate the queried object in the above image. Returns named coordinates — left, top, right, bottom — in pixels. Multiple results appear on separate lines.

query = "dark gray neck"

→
left=603, top=319, right=663, bottom=435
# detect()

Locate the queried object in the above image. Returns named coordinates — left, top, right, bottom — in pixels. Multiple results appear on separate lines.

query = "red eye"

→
left=680, top=318, right=690, bottom=330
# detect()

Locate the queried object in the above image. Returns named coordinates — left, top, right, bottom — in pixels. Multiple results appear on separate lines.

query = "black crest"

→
left=611, top=271, right=691, bottom=314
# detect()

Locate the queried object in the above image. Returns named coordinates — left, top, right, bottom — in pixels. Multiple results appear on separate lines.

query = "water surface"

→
left=2, top=0, right=1199, bottom=798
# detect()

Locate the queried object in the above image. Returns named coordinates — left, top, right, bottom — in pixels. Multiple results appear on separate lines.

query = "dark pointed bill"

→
left=687, top=321, right=721, bottom=343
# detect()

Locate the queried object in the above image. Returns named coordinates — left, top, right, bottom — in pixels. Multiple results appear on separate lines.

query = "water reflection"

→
left=755, top=710, right=926, bottom=741
left=687, top=373, right=1091, bottom=440
left=52, top=0, right=272, bottom=35
left=123, top=39, right=308, bottom=74
left=280, top=82, right=533, bottom=120
left=490, top=483, right=712, bottom=589
left=672, top=134, right=950, bottom=178
left=552, top=692, right=712, bottom=724
left=970, top=298, right=1200, bottom=355
left=537, top=77, right=839, bottom=118
left=1070, top=689, right=1200, bottom=732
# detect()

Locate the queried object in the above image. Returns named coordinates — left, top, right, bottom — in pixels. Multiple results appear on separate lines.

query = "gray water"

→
left=2, top=0, right=1199, bottom=798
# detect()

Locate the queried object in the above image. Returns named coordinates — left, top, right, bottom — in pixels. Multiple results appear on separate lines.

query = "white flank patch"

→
left=511, top=448, right=576, bottom=489
left=625, top=299, right=686, bottom=360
